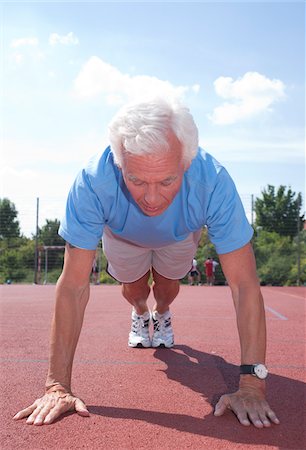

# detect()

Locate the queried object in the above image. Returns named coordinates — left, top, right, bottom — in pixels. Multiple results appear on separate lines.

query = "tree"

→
left=38, top=219, right=64, bottom=246
left=38, top=219, right=65, bottom=271
left=0, top=198, right=21, bottom=240
left=253, top=230, right=295, bottom=285
left=254, top=185, right=303, bottom=238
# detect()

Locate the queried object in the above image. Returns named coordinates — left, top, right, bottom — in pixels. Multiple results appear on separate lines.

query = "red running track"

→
left=0, top=284, right=305, bottom=450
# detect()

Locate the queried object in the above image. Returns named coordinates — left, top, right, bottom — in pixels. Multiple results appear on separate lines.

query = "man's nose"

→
left=144, top=184, right=159, bottom=204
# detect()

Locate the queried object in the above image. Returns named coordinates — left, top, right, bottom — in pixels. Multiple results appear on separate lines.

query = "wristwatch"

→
left=240, top=363, right=268, bottom=380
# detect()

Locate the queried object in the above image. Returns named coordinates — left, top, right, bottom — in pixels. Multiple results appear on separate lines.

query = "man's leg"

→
left=122, top=271, right=152, bottom=348
left=121, top=271, right=151, bottom=315
left=152, top=268, right=180, bottom=314
left=149, top=269, right=179, bottom=348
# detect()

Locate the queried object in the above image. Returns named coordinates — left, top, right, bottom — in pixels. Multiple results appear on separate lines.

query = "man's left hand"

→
left=214, top=381, right=280, bottom=428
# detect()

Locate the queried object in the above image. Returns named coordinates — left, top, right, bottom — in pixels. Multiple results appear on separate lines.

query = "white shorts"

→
left=102, top=226, right=202, bottom=283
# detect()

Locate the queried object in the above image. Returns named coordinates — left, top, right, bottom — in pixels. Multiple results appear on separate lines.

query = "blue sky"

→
left=1, top=1, right=305, bottom=236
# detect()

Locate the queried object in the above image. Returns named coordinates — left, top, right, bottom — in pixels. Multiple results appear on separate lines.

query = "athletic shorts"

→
left=190, top=270, right=198, bottom=277
left=102, top=226, right=202, bottom=283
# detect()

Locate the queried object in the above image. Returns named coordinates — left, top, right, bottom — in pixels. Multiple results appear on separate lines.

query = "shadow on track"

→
left=89, top=345, right=305, bottom=450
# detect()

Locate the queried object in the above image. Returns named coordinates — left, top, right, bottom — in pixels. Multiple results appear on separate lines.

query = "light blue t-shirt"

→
left=59, top=147, right=253, bottom=253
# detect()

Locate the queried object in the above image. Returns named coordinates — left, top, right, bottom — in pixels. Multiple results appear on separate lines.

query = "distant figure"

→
left=204, top=257, right=214, bottom=286
left=91, top=258, right=99, bottom=284
left=188, top=258, right=201, bottom=285
left=212, top=259, right=219, bottom=284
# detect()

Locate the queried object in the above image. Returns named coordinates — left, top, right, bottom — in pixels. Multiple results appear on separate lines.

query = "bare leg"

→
left=152, top=268, right=180, bottom=314
left=122, top=271, right=151, bottom=315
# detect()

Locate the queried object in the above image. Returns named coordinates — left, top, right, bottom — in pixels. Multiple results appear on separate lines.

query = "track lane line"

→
left=265, top=305, right=288, bottom=320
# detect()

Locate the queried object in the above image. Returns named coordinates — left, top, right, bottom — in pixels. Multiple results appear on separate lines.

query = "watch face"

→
left=254, top=364, right=268, bottom=379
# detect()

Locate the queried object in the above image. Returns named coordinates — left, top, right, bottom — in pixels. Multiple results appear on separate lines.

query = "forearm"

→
left=232, top=283, right=267, bottom=391
left=45, top=277, right=90, bottom=393
left=234, top=284, right=266, bottom=365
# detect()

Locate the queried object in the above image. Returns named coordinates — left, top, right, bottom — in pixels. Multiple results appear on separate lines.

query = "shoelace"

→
left=132, top=316, right=150, bottom=335
left=153, top=316, right=171, bottom=336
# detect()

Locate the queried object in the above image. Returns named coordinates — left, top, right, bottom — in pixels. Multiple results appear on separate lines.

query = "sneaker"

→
left=152, top=310, right=174, bottom=348
left=128, top=310, right=151, bottom=348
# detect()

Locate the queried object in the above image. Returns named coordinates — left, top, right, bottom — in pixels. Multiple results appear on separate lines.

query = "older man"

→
left=14, top=98, right=279, bottom=428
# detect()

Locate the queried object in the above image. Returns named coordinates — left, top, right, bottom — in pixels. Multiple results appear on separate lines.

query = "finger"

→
left=33, top=404, right=55, bottom=426
left=214, top=395, right=231, bottom=416
left=247, top=411, right=264, bottom=428
left=266, top=409, right=280, bottom=425
left=235, top=410, right=251, bottom=427
left=74, top=398, right=90, bottom=417
left=255, top=408, right=273, bottom=428
left=43, top=401, right=71, bottom=425
left=26, top=404, right=45, bottom=425
left=13, top=403, right=37, bottom=420
left=227, top=400, right=251, bottom=426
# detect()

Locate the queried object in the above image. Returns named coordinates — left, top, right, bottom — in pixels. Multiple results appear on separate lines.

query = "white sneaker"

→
left=152, top=310, right=174, bottom=348
left=128, top=310, right=151, bottom=348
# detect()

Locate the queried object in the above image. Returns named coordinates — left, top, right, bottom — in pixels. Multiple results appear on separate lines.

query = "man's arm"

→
left=13, top=244, right=96, bottom=425
left=214, top=243, right=280, bottom=428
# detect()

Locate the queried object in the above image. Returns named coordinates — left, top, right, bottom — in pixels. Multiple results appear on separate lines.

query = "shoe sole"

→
left=152, top=342, right=174, bottom=348
left=128, top=342, right=151, bottom=348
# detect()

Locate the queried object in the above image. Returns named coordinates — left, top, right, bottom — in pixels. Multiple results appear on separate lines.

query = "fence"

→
left=0, top=195, right=305, bottom=286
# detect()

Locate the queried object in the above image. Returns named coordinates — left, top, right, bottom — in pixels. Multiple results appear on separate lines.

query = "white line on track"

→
left=265, top=305, right=288, bottom=321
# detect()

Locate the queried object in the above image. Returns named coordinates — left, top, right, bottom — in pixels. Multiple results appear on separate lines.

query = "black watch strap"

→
left=240, top=364, right=254, bottom=375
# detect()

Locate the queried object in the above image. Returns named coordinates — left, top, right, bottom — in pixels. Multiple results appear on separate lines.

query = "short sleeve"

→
left=58, top=169, right=105, bottom=250
left=206, top=168, right=254, bottom=254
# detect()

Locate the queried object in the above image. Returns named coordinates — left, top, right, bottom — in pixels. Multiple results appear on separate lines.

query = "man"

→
left=188, top=258, right=201, bottom=285
left=13, top=97, right=279, bottom=428
left=204, top=257, right=214, bottom=286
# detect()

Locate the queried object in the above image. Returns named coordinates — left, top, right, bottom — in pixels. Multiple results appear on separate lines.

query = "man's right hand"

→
left=13, top=390, right=90, bottom=425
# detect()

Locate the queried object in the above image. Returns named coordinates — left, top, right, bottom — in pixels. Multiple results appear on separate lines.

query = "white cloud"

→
left=209, top=72, right=286, bottom=125
left=10, top=37, right=39, bottom=48
left=49, top=32, right=79, bottom=46
left=73, top=56, right=200, bottom=104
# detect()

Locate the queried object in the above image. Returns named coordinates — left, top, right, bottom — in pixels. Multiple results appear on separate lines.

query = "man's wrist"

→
left=45, top=383, right=71, bottom=394
left=240, top=363, right=268, bottom=379
left=239, top=374, right=266, bottom=391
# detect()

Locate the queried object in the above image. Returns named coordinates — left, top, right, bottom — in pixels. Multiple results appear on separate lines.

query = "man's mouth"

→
left=140, top=203, right=163, bottom=214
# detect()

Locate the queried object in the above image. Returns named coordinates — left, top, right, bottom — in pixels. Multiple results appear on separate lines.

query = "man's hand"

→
left=13, top=390, right=89, bottom=425
left=214, top=382, right=280, bottom=428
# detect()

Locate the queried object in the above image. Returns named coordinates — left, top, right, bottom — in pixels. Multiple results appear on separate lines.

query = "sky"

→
left=1, top=1, right=305, bottom=236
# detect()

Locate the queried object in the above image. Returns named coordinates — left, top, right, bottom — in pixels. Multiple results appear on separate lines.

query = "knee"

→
left=122, top=272, right=151, bottom=302
left=152, top=271, right=180, bottom=302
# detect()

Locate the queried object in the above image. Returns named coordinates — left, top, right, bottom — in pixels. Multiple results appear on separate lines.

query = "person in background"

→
left=188, top=258, right=201, bottom=285
left=13, top=97, right=279, bottom=429
left=91, top=257, right=99, bottom=285
left=204, top=257, right=214, bottom=286
left=212, top=258, right=219, bottom=285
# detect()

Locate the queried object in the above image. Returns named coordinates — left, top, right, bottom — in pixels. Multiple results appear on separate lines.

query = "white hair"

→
left=108, top=97, right=199, bottom=166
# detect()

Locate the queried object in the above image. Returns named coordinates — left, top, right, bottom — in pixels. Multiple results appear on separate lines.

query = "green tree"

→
left=38, top=219, right=65, bottom=271
left=39, top=219, right=64, bottom=246
left=0, top=198, right=21, bottom=240
left=253, top=230, right=296, bottom=285
left=254, top=185, right=303, bottom=238
left=288, top=229, right=306, bottom=285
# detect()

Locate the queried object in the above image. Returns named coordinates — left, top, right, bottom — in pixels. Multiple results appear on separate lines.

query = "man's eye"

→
left=161, top=180, right=173, bottom=186
left=133, top=180, right=144, bottom=186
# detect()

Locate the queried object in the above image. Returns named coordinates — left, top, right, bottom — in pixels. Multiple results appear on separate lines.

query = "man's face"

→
left=121, top=131, right=187, bottom=217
